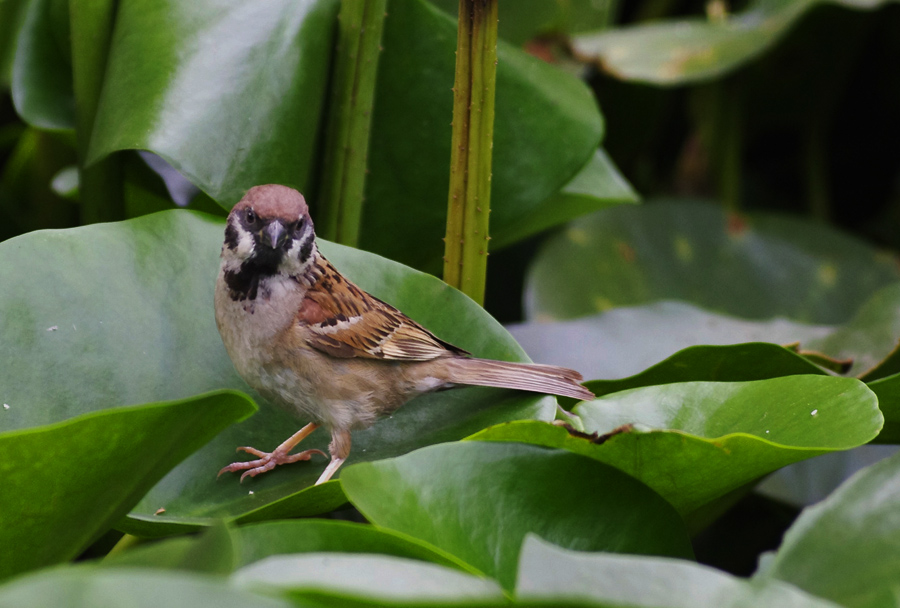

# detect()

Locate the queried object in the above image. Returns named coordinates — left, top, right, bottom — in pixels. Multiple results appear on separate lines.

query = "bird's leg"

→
left=218, top=422, right=326, bottom=482
left=315, top=429, right=351, bottom=485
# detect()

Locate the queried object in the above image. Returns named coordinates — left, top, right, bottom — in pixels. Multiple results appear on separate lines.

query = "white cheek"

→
left=236, top=229, right=254, bottom=257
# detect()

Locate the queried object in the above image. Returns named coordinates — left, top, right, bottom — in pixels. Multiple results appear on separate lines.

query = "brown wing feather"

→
left=297, top=258, right=468, bottom=361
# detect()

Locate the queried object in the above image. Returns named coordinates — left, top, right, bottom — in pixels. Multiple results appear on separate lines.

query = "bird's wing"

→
left=295, top=259, right=468, bottom=361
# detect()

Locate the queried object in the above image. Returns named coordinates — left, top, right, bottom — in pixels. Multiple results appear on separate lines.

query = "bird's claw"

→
left=217, top=447, right=327, bottom=482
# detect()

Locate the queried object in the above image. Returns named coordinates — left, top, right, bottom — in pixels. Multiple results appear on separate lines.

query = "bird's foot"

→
left=217, top=446, right=327, bottom=482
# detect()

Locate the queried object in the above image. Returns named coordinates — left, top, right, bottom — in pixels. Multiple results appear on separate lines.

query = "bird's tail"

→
left=444, top=358, right=595, bottom=401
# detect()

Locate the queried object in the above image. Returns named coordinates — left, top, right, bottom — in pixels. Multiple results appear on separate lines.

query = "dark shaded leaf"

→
left=11, top=0, right=73, bottom=130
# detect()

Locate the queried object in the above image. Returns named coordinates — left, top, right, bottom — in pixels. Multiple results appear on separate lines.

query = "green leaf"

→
left=340, top=441, right=693, bottom=590
left=571, top=0, right=900, bottom=86
left=525, top=201, right=900, bottom=324
left=517, top=535, right=841, bottom=608
left=583, top=343, right=827, bottom=399
left=0, top=568, right=291, bottom=608
left=87, top=0, right=339, bottom=201
left=0, top=0, right=29, bottom=88
left=510, top=301, right=834, bottom=381
left=104, top=519, right=484, bottom=576
left=232, top=554, right=505, bottom=604
left=867, top=374, right=900, bottom=443
left=232, top=520, right=475, bottom=574
left=11, top=0, right=74, bottom=130
left=103, top=523, right=237, bottom=574
left=491, top=148, right=639, bottom=250
left=0, top=391, right=255, bottom=581
left=471, top=376, right=882, bottom=516
left=0, top=210, right=553, bottom=536
left=805, top=283, right=900, bottom=377
left=362, top=0, right=605, bottom=270
left=760, top=449, right=900, bottom=608
left=84, top=0, right=610, bottom=269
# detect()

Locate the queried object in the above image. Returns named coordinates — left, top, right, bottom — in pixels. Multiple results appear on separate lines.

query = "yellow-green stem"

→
left=70, top=0, right=123, bottom=224
left=318, top=0, right=387, bottom=246
left=103, top=533, right=141, bottom=560
left=442, top=0, right=497, bottom=306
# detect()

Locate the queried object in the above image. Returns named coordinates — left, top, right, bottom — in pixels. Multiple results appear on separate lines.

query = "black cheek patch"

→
left=298, top=237, right=313, bottom=263
left=224, top=223, right=240, bottom=250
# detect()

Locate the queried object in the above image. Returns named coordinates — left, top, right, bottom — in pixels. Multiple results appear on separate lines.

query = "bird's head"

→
left=222, top=184, right=316, bottom=276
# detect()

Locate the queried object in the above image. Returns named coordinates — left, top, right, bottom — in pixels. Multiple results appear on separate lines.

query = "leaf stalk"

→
left=318, top=0, right=387, bottom=246
left=443, top=0, right=498, bottom=305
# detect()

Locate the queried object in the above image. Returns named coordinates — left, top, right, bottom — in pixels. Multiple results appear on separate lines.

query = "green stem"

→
left=802, top=14, right=868, bottom=222
left=442, top=0, right=498, bottom=306
left=718, top=81, right=742, bottom=213
left=318, top=0, right=387, bottom=246
left=694, top=79, right=742, bottom=212
left=70, top=0, right=123, bottom=224
left=804, top=124, right=829, bottom=222
left=103, top=533, right=141, bottom=560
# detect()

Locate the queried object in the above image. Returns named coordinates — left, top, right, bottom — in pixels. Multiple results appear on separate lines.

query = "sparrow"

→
left=214, top=184, right=595, bottom=485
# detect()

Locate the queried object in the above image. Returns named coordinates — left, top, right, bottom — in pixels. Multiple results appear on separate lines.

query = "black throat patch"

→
left=224, top=266, right=263, bottom=301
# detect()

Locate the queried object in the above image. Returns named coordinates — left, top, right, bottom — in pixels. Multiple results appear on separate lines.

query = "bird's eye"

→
left=245, top=208, right=257, bottom=224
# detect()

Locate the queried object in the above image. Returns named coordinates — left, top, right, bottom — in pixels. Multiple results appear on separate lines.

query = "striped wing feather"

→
left=298, top=260, right=467, bottom=361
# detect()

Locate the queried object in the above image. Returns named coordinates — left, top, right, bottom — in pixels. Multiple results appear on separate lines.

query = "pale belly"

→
left=214, top=272, right=447, bottom=431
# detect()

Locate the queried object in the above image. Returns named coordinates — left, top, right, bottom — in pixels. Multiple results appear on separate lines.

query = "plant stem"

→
left=804, top=124, right=829, bottom=222
left=103, top=533, right=141, bottom=559
left=318, top=0, right=387, bottom=246
left=442, top=0, right=498, bottom=306
left=713, top=79, right=743, bottom=213
left=70, top=0, right=123, bottom=224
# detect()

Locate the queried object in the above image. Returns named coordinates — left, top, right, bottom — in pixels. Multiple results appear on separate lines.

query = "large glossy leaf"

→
left=571, top=0, right=900, bottom=85
left=0, top=568, right=292, bottom=608
left=233, top=554, right=505, bottom=604
left=102, top=523, right=237, bottom=574
left=517, top=535, right=840, bottom=608
left=509, top=301, right=834, bottom=380
left=232, top=520, right=474, bottom=573
left=0, top=0, right=28, bottom=88
left=87, top=0, right=337, bottom=201
left=0, top=210, right=553, bottom=536
left=0, top=392, right=255, bottom=581
left=471, top=376, right=882, bottom=516
left=107, top=519, right=474, bottom=574
left=525, top=201, right=900, bottom=324
left=11, top=0, right=73, bottom=131
left=340, top=441, right=693, bottom=590
left=82, top=0, right=612, bottom=270
left=759, top=450, right=900, bottom=608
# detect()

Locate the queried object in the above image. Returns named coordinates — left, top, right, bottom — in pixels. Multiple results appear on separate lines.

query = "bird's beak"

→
left=260, top=221, right=288, bottom=250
